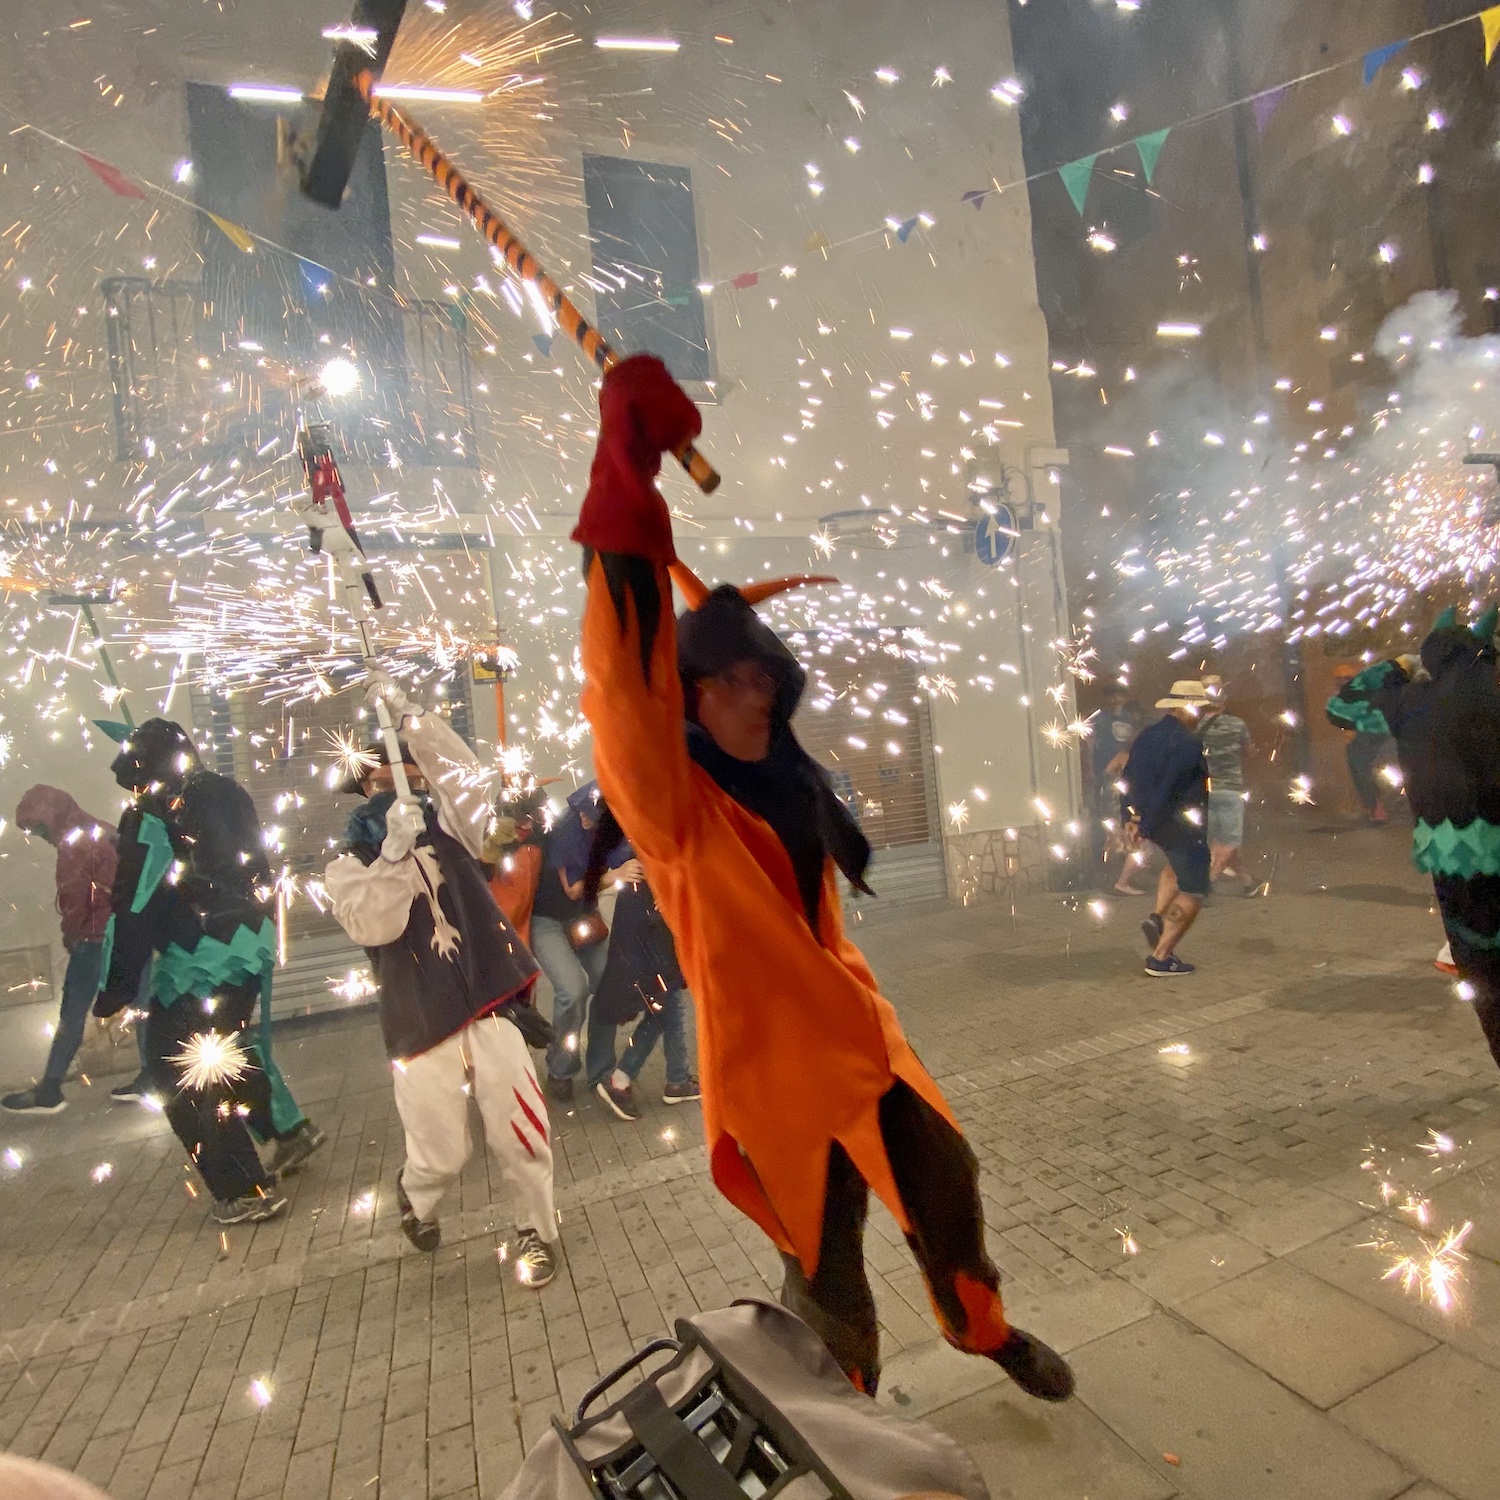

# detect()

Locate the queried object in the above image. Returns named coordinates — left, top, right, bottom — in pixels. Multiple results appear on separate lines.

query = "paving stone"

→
left=1224, top=1186, right=1370, bottom=1256
left=1290, top=1217, right=1500, bottom=1375
left=1334, top=1347, right=1500, bottom=1500
left=1070, top=1313, right=1413, bottom=1500
left=1180, top=1260, right=1434, bottom=1408
left=1115, top=1229, right=1269, bottom=1307
left=928, top=1382, right=1176, bottom=1500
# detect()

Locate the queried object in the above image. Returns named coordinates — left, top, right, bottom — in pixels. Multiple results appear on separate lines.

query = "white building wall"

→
left=0, top=0, right=1073, bottom=975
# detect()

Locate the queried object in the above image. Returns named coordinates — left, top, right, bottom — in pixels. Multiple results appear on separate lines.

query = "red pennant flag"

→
left=78, top=151, right=147, bottom=200
left=732, top=270, right=760, bottom=290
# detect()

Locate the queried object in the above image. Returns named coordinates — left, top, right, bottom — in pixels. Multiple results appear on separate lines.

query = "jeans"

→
left=586, top=989, right=694, bottom=1089
left=42, top=942, right=104, bottom=1084
left=1347, top=732, right=1393, bottom=815
left=530, top=914, right=609, bottom=1081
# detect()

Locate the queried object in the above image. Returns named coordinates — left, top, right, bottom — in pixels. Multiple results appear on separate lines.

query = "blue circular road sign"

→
left=974, top=504, right=1017, bottom=566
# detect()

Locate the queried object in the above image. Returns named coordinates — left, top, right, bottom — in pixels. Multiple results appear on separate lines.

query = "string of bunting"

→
left=32, top=5, right=1500, bottom=330
left=1015, top=2, right=1500, bottom=218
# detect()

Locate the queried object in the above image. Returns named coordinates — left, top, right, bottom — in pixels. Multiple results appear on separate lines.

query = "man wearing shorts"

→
left=1199, top=680, right=1258, bottom=895
left=1121, top=681, right=1212, bottom=976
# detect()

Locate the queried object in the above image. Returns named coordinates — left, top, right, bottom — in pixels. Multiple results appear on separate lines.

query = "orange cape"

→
left=579, top=553, right=955, bottom=1274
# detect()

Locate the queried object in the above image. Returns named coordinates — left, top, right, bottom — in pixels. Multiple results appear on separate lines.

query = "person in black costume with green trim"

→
left=93, top=719, right=325, bottom=1224
left=1328, top=604, right=1500, bottom=1068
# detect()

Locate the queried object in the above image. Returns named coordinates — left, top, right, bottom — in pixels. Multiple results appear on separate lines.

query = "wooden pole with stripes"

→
left=359, top=73, right=720, bottom=495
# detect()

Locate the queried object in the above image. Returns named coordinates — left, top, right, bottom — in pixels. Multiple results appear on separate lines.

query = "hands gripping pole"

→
left=357, top=74, right=721, bottom=496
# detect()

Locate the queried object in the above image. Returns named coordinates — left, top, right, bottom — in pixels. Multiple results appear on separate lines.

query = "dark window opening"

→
left=582, top=154, right=713, bottom=387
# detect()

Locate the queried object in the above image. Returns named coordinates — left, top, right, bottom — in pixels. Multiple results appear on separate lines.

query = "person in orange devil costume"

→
left=572, top=354, right=1073, bottom=1401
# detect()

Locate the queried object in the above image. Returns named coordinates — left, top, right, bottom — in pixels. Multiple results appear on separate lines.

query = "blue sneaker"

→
left=1145, top=954, right=1195, bottom=977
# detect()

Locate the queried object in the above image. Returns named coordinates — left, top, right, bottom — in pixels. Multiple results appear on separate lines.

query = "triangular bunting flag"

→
left=1484, top=6, right=1500, bottom=65
left=804, top=229, right=832, bottom=254
left=1057, top=154, right=1097, bottom=215
left=207, top=211, right=255, bottom=253
left=78, top=151, right=146, bottom=200
left=1134, top=129, right=1169, bottom=186
left=531, top=333, right=553, bottom=357
left=1251, top=87, right=1285, bottom=134
left=961, top=189, right=988, bottom=210
left=1362, top=39, right=1407, bottom=86
left=732, top=270, right=760, bottom=290
left=895, top=215, right=920, bottom=242
left=296, top=255, right=333, bottom=300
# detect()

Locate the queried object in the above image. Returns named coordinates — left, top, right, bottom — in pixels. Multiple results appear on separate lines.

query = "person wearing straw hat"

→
left=1120, top=681, right=1213, bottom=976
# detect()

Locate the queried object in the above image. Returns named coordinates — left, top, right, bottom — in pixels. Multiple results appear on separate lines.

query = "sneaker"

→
left=110, top=1075, right=150, bottom=1103
left=1145, top=954, right=1196, bottom=977
left=513, top=1227, right=558, bottom=1289
left=211, top=1189, right=287, bottom=1225
left=993, top=1328, right=1075, bottom=1402
left=545, top=1075, right=574, bottom=1104
left=595, top=1078, right=642, bottom=1121
left=1112, top=882, right=1145, bottom=896
left=1141, top=912, right=1164, bottom=951
left=662, top=1077, right=701, bottom=1105
left=267, top=1121, right=327, bottom=1180
left=2, top=1084, right=65, bottom=1115
left=396, top=1171, right=441, bottom=1253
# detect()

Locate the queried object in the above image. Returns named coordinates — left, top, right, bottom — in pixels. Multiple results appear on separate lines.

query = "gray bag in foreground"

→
left=499, top=1298, right=989, bottom=1500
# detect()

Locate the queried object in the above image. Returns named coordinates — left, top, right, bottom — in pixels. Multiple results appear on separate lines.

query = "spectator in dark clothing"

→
left=1331, top=663, right=1397, bottom=824
left=531, top=782, right=610, bottom=1101
left=1121, top=681, right=1212, bottom=977
left=3, top=786, right=149, bottom=1113
left=1087, top=684, right=1146, bottom=892
left=580, top=810, right=700, bottom=1120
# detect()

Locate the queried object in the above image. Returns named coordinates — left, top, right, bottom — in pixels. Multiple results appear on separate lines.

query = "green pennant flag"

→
left=1058, top=153, right=1097, bottom=215
left=1135, top=128, right=1170, bottom=185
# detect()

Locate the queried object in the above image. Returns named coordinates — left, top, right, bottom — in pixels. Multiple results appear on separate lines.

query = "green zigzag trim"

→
left=154, top=918, right=275, bottom=1005
left=131, top=812, right=174, bottom=914
left=1413, top=818, right=1500, bottom=878
left=1326, top=662, right=1392, bottom=736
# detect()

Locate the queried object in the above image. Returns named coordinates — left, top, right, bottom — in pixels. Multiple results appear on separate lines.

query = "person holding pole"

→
left=324, top=688, right=561, bottom=1285
left=568, top=354, right=1072, bottom=1401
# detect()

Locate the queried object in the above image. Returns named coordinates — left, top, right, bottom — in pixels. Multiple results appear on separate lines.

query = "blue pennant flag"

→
left=532, top=333, right=554, bottom=358
left=295, top=256, right=334, bottom=302
left=895, top=215, right=920, bottom=243
left=1363, top=39, right=1408, bottom=85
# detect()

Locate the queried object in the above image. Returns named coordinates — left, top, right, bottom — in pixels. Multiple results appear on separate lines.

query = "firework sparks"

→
left=1117, top=1227, right=1140, bottom=1255
left=172, top=1032, right=251, bottom=1091
left=329, top=968, right=379, bottom=1003
left=91, top=1162, right=113, bottom=1183
left=1372, top=1221, right=1473, bottom=1312
left=1289, top=775, right=1316, bottom=805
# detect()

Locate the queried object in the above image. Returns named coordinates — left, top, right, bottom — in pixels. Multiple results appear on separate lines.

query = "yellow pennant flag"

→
left=207, top=211, right=256, bottom=253
left=1484, top=5, right=1500, bottom=65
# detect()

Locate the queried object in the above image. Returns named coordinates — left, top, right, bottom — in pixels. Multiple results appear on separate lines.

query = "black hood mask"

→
left=673, top=567, right=873, bottom=927
left=108, top=718, right=200, bottom=799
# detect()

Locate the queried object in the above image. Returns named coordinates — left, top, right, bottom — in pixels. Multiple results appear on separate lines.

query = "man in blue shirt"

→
left=1120, top=681, right=1212, bottom=976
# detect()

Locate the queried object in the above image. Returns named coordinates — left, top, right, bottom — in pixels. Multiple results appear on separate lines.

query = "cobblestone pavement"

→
left=2, top=818, right=1498, bottom=1498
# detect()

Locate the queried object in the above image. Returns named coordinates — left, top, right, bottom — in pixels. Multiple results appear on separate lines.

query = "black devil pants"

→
left=775, top=1080, right=1010, bottom=1393
left=1435, top=874, right=1500, bottom=1070
left=145, top=980, right=277, bottom=1202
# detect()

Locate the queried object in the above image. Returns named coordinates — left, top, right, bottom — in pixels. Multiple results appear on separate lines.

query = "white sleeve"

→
left=324, top=851, right=420, bottom=948
left=402, top=711, right=491, bottom=860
